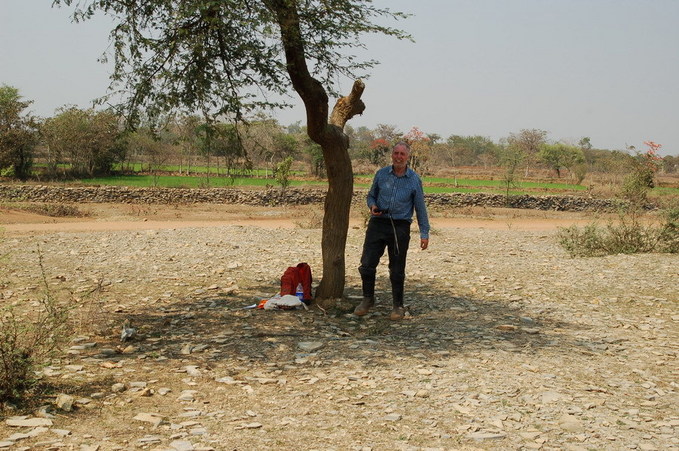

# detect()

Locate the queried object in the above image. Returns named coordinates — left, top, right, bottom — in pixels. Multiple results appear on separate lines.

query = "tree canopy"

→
left=55, top=0, right=410, bottom=125
left=0, top=85, right=38, bottom=179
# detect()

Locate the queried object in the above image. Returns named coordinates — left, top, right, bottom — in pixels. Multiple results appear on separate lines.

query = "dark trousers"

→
left=358, top=217, right=411, bottom=307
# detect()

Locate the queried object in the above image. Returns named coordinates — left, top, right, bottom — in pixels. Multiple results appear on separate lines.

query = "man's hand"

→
left=370, top=205, right=384, bottom=216
left=420, top=238, right=429, bottom=250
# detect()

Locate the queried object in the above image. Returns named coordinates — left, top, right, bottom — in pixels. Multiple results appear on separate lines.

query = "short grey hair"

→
left=393, top=141, right=411, bottom=153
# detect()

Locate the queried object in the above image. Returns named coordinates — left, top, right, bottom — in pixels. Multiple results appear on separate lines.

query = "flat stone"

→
left=468, top=432, right=507, bottom=440
left=133, top=412, right=166, bottom=428
left=559, top=415, right=584, bottom=433
left=6, top=418, right=53, bottom=427
left=6, top=433, right=31, bottom=441
left=177, top=390, right=198, bottom=401
left=170, top=440, right=195, bottom=451
left=178, top=410, right=203, bottom=418
left=136, top=435, right=162, bottom=444
left=452, top=404, right=472, bottom=414
left=519, top=431, right=542, bottom=440
left=541, top=391, right=565, bottom=404
left=235, top=422, right=262, bottom=430
left=184, top=365, right=202, bottom=377
left=297, top=342, right=324, bottom=352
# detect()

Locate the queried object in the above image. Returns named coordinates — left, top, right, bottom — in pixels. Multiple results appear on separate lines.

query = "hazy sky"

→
left=1, top=0, right=677, bottom=155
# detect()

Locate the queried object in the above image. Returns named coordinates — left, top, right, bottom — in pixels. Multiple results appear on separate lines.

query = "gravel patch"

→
left=1, top=209, right=677, bottom=451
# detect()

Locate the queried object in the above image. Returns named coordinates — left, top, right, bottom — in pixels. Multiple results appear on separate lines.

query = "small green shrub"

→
left=558, top=207, right=679, bottom=257
left=274, top=156, right=294, bottom=192
left=656, top=204, right=679, bottom=253
left=558, top=223, right=608, bottom=257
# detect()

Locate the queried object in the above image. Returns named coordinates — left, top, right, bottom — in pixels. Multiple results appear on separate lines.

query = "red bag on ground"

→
left=280, top=262, right=313, bottom=303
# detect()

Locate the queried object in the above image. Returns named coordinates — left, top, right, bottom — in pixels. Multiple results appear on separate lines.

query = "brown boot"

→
left=353, top=297, right=374, bottom=316
left=389, top=306, right=406, bottom=321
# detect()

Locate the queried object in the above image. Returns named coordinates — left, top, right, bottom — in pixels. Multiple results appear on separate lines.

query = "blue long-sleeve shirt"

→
left=366, top=165, right=430, bottom=239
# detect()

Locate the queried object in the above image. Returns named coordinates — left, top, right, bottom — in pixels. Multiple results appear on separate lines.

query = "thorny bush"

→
left=0, top=246, right=71, bottom=407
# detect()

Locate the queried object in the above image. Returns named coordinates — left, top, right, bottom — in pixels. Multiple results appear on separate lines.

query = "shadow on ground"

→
left=90, top=281, right=597, bottom=371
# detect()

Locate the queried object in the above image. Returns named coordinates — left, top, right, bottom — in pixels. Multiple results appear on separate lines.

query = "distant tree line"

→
left=1, top=84, right=677, bottom=184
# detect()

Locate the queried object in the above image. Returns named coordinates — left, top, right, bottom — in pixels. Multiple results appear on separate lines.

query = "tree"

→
left=365, top=123, right=400, bottom=165
left=662, top=155, right=678, bottom=174
left=368, top=138, right=390, bottom=165
left=56, top=0, right=410, bottom=301
left=264, top=131, right=298, bottom=177
left=496, top=140, right=525, bottom=201
left=624, top=141, right=663, bottom=191
left=538, top=142, right=585, bottom=178
left=275, top=156, right=294, bottom=192
left=507, top=129, right=548, bottom=176
left=169, top=115, right=201, bottom=175
left=374, top=124, right=401, bottom=144
left=208, top=123, right=249, bottom=176
left=578, top=137, right=592, bottom=152
left=403, top=126, right=430, bottom=173
left=0, top=85, right=38, bottom=180
left=42, top=107, right=123, bottom=177
left=348, top=125, right=374, bottom=162
left=426, top=132, right=441, bottom=145
left=446, top=134, right=497, bottom=166
left=126, top=127, right=168, bottom=183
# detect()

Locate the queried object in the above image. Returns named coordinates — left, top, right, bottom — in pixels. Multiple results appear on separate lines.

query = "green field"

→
left=70, top=173, right=603, bottom=196
left=76, top=175, right=327, bottom=189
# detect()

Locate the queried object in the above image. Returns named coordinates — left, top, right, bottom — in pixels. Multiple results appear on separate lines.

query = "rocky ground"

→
left=0, top=203, right=677, bottom=451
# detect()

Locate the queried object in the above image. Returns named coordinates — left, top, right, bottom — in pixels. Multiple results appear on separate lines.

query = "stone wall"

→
left=0, top=184, right=628, bottom=212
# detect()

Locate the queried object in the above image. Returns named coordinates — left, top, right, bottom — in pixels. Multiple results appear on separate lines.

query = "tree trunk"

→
left=267, top=1, right=366, bottom=301
left=314, top=137, right=352, bottom=300
left=314, top=80, right=366, bottom=301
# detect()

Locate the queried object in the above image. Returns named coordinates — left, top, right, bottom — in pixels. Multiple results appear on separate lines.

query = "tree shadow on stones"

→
left=93, top=281, right=602, bottom=371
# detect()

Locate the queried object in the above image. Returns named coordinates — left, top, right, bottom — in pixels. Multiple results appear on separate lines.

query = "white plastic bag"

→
left=263, top=294, right=308, bottom=310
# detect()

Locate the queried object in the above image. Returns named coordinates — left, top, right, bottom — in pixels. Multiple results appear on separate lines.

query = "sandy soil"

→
left=0, top=203, right=597, bottom=235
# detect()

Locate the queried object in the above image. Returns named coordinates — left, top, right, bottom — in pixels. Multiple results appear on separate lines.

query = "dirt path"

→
left=1, top=203, right=596, bottom=235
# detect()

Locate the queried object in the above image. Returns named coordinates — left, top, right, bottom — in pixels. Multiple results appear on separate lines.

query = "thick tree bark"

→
left=315, top=80, right=365, bottom=301
left=266, top=0, right=366, bottom=301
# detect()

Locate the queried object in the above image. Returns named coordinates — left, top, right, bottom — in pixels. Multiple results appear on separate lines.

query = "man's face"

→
left=391, top=145, right=410, bottom=169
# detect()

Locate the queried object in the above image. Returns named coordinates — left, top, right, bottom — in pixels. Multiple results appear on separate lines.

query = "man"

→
left=355, top=141, right=430, bottom=320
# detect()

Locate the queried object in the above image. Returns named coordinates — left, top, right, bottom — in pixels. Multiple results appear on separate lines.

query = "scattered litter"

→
left=243, top=294, right=308, bottom=311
